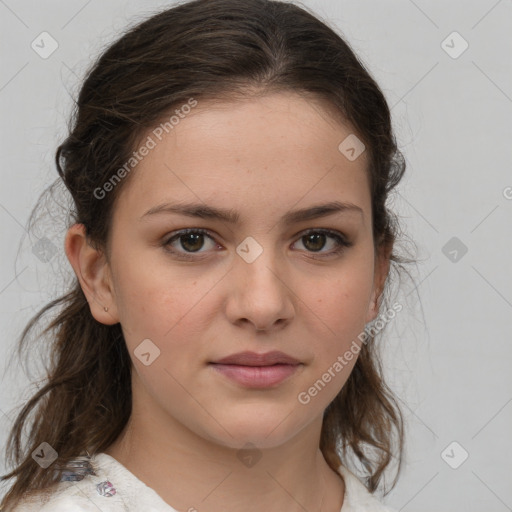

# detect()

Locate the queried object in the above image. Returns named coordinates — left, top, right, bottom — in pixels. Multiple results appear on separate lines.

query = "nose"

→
left=224, top=243, right=295, bottom=333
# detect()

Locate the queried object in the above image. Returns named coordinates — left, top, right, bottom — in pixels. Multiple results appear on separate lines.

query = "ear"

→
left=64, top=223, right=119, bottom=325
left=365, top=240, right=392, bottom=324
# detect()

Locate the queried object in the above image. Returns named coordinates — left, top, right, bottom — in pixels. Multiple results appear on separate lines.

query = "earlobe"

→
left=64, top=223, right=119, bottom=325
left=365, top=242, right=392, bottom=324
left=365, top=292, right=380, bottom=325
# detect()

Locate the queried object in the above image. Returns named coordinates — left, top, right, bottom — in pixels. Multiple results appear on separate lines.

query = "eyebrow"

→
left=140, top=200, right=363, bottom=225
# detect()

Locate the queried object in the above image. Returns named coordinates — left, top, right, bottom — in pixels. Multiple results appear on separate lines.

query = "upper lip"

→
left=211, top=351, right=301, bottom=366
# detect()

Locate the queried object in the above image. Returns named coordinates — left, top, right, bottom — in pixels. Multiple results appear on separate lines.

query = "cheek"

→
left=112, top=257, right=218, bottom=353
left=303, top=265, right=374, bottom=343
left=293, top=273, right=372, bottom=407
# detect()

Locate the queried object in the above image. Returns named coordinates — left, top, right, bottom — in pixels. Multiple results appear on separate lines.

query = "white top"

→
left=13, top=453, right=397, bottom=511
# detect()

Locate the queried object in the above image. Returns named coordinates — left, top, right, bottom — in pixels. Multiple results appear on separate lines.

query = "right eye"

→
left=162, top=228, right=221, bottom=259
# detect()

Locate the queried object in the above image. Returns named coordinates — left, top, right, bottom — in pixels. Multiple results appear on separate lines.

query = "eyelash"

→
left=161, top=228, right=353, bottom=260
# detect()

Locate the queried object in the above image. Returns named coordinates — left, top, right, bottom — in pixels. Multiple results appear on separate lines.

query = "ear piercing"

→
left=104, top=306, right=109, bottom=312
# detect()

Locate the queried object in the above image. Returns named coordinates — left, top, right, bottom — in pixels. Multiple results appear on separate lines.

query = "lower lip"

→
left=210, top=363, right=301, bottom=388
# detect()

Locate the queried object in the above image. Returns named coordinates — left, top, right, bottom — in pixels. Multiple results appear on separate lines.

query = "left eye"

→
left=293, top=230, right=349, bottom=253
left=163, top=229, right=218, bottom=254
left=162, top=228, right=351, bottom=258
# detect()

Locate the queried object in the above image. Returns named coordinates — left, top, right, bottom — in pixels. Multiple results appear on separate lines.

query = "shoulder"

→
left=11, top=482, right=122, bottom=512
left=10, top=454, right=130, bottom=512
left=13, top=494, right=109, bottom=511
left=10, top=452, right=174, bottom=512
left=338, top=465, right=398, bottom=512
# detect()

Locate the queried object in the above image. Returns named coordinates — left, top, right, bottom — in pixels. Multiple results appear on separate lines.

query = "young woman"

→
left=1, top=0, right=414, bottom=510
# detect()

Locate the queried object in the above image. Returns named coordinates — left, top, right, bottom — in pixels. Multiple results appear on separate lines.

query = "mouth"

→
left=209, top=351, right=303, bottom=388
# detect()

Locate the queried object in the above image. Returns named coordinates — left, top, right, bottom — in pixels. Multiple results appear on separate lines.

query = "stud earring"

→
left=104, top=306, right=109, bottom=312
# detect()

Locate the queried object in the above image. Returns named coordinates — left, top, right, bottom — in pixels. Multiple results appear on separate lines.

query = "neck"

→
left=104, top=373, right=345, bottom=512
left=105, top=435, right=344, bottom=512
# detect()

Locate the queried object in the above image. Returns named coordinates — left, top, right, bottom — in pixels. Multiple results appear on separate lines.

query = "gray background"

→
left=1, top=0, right=511, bottom=510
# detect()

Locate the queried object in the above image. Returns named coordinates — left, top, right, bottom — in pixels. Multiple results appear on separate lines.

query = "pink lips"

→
left=210, top=351, right=302, bottom=388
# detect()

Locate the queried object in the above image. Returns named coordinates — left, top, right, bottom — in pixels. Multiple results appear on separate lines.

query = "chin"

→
left=199, top=408, right=310, bottom=450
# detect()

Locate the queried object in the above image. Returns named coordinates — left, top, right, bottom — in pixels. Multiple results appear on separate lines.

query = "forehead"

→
left=114, top=92, right=371, bottom=226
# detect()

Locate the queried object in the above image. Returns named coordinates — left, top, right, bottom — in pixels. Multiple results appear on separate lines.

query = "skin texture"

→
left=65, top=92, right=391, bottom=512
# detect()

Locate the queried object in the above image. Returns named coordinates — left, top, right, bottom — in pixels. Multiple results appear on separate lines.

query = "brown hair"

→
left=1, top=0, right=416, bottom=508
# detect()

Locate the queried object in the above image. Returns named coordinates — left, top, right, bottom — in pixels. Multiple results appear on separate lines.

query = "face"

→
left=90, top=92, right=387, bottom=450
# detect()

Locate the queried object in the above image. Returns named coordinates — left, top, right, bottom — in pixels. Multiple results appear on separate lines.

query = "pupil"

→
left=182, top=233, right=203, bottom=252
left=305, top=233, right=325, bottom=252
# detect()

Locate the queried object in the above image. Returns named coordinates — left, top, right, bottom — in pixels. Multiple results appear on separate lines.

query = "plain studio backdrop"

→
left=0, top=1, right=511, bottom=510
